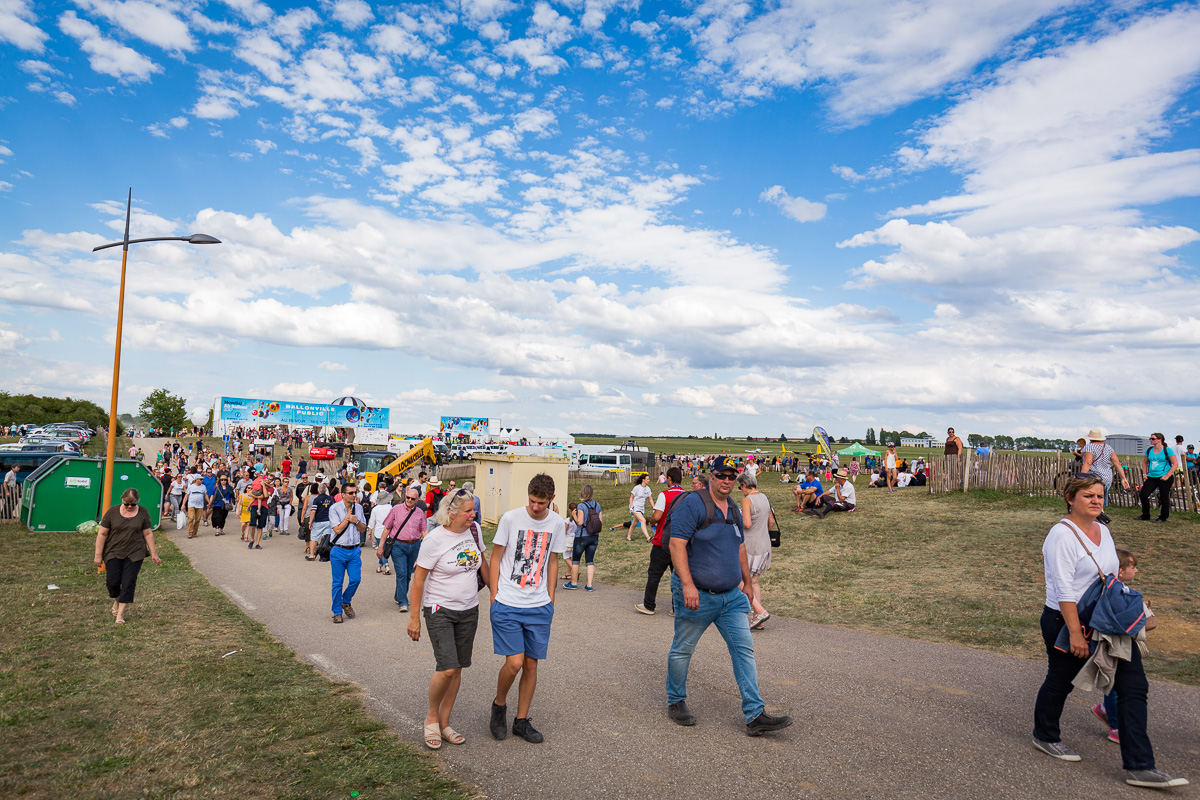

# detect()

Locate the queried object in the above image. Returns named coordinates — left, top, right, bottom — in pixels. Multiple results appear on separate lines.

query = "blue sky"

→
left=2, top=0, right=1199, bottom=442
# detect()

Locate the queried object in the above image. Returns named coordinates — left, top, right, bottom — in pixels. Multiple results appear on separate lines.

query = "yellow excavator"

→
left=360, top=438, right=438, bottom=492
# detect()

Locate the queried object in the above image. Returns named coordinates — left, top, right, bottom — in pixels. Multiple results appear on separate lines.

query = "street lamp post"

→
left=93, top=189, right=221, bottom=516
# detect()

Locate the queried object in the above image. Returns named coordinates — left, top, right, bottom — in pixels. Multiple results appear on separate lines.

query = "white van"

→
left=577, top=452, right=632, bottom=474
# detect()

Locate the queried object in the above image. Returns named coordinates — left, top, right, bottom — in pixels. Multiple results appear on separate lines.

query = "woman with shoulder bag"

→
left=737, top=471, right=775, bottom=630
left=1031, top=475, right=1187, bottom=789
left=406, top=489, right=490, bottom=749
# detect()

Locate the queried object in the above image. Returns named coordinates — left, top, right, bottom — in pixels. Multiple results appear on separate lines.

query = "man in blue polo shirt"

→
left=792, top=468, right=822, bottom=511
left=666, top=456, right=793, bottom=736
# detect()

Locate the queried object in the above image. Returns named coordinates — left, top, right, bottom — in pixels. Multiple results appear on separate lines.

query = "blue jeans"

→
left=666, top=573, right=764, bottom=723
left=390, top=539, right=421, bottom=607
left=329, top=546, right=361, bottom=615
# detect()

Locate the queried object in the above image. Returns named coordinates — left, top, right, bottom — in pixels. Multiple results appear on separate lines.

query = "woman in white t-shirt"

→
left=1031, top=475, right=1185, bottom=788
left=627, top=473, right=653, bottom=542
left=407, top=489, right=489, bottom=751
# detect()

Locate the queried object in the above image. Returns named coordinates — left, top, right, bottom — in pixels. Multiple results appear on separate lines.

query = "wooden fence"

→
left=1, top=486, right=19, bottom=521
left=567, top=469, right=632, bottom=485
left=926, top=453, right=1198, bottom=513
left=434, top=464, right=476, bottom=480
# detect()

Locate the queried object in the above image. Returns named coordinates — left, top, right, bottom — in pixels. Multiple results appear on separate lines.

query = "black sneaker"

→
left=489, top=702, right=507, bottom=740
left=512, top=717, right=544, bottom=743
left=667, top=701, right=696, bottom=726
left=746, top=711, right=793, bottom=736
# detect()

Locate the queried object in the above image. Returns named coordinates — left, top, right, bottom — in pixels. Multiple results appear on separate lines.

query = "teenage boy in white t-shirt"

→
left=487, top=473, right=566, bottom=744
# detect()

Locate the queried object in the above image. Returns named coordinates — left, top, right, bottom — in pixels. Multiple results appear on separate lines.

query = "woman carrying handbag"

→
left=1031, top=475, right=1186, bottom=789
left=736, top=471, right=775, bottom=631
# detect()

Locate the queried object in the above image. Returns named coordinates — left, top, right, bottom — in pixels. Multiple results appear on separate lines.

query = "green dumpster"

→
left=108, top=458, right=163, bottom=529
left=20, top=457, right=163, bottom=532
left=20, top=456, right=104, bottom=532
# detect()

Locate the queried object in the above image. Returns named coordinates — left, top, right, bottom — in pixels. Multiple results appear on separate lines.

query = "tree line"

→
left=0, top=392, right=118, bottom=433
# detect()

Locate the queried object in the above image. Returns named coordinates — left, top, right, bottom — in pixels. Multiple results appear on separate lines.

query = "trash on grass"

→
left=221, top=649, right=244, bottom=658
left=47, top=584, right=59, bottom=590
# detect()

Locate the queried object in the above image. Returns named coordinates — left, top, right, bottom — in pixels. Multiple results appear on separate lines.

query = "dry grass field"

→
left=553, top=474, right=1200, bottom=687
left=0, top=522, right=468, bottom=800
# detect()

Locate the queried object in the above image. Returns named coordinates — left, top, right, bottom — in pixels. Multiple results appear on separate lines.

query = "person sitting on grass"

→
left=806, top=470, right=856, bottom=517
left=791, top=469, right=822, bottom=511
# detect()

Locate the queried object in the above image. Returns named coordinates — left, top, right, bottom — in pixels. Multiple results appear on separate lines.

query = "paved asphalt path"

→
left=171, top=521, right=1198, bottom=799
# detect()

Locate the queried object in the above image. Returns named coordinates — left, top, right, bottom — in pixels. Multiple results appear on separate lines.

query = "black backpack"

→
left=582, top=500, right=602, bottom=534
left=656, top=490, right=739, bottom=560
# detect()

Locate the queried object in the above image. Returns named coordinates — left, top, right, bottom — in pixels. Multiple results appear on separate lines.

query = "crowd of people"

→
left=90, top=427, right=1193, bottom=788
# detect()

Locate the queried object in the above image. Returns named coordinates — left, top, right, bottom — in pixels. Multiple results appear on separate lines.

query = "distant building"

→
left=901, top=437, right=935, bottom=448
left=1105, top=434, right=1150, bottom=457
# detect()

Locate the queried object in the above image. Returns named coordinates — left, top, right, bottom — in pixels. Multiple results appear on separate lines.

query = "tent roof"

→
left=837, top=442, right=880, bottom=456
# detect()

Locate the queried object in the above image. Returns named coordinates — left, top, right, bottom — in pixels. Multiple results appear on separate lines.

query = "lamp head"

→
left=186, top=234, right=221, bottom=244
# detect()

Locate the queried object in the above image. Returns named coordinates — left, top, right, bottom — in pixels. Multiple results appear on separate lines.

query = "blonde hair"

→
left=434, top=489, right=475, bottom=528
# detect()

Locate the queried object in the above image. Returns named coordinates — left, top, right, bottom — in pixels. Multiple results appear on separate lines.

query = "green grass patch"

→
left=0, top=521, right=469, bottom=800
left=561, top=475, right=1200, bottom=685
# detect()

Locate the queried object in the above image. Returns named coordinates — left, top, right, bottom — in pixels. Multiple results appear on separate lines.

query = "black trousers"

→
left=642, top=545, right=673, bottom=611
left=1033, top=606, right=1154, bottom=770
left=211, top=506, right=229, bottom=530
left=1138, top=475, right=1174, bottom=521
left=105, top=557, right=144, bottom=604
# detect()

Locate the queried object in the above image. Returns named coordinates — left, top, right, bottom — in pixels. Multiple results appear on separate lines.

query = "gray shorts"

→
left=423, top=605, right=479, bottom=671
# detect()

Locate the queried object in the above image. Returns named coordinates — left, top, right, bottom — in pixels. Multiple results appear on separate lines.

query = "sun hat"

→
left=833, top=469, right=849, bottom=480
left=1086, top=428, right=1105, bottom=442
left=428, top=478, right=443, bottom=486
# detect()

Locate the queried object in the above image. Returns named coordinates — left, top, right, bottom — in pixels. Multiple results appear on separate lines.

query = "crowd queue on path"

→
left=85, top=427, right=1193, bottom=789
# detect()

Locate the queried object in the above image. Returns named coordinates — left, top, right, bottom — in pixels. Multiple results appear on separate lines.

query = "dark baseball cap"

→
left=710, top=456, right=737, bottom=474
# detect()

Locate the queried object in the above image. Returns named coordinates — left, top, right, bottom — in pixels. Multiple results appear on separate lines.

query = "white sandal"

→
left=423, top=722, right=442, bottom=750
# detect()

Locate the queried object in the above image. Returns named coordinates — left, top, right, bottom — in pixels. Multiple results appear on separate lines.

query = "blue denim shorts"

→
left=490, top=600, right=553, bottom=660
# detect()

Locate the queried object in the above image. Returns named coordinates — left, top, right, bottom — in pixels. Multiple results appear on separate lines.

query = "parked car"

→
left=41, top=425, right=90, bottom=442
left=19, top=435, right=81, bottom=452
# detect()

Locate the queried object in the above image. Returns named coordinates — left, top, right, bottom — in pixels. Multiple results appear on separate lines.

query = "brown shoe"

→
left=332, top=614, right=343, bottom=623
left=341, top=603, right=356, bottom=619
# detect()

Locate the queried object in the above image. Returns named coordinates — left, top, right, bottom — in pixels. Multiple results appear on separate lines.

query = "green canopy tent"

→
left=837, top=442, right=880, bottom=456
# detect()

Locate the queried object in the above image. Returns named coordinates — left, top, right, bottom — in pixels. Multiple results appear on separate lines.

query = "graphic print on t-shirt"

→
left=509, top=528, right=553, bottom=589
left=455, top=546, right=481, bottom=571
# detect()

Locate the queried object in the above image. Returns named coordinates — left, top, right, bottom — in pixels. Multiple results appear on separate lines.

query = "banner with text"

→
left=218, top=397, right=389, bottom=430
